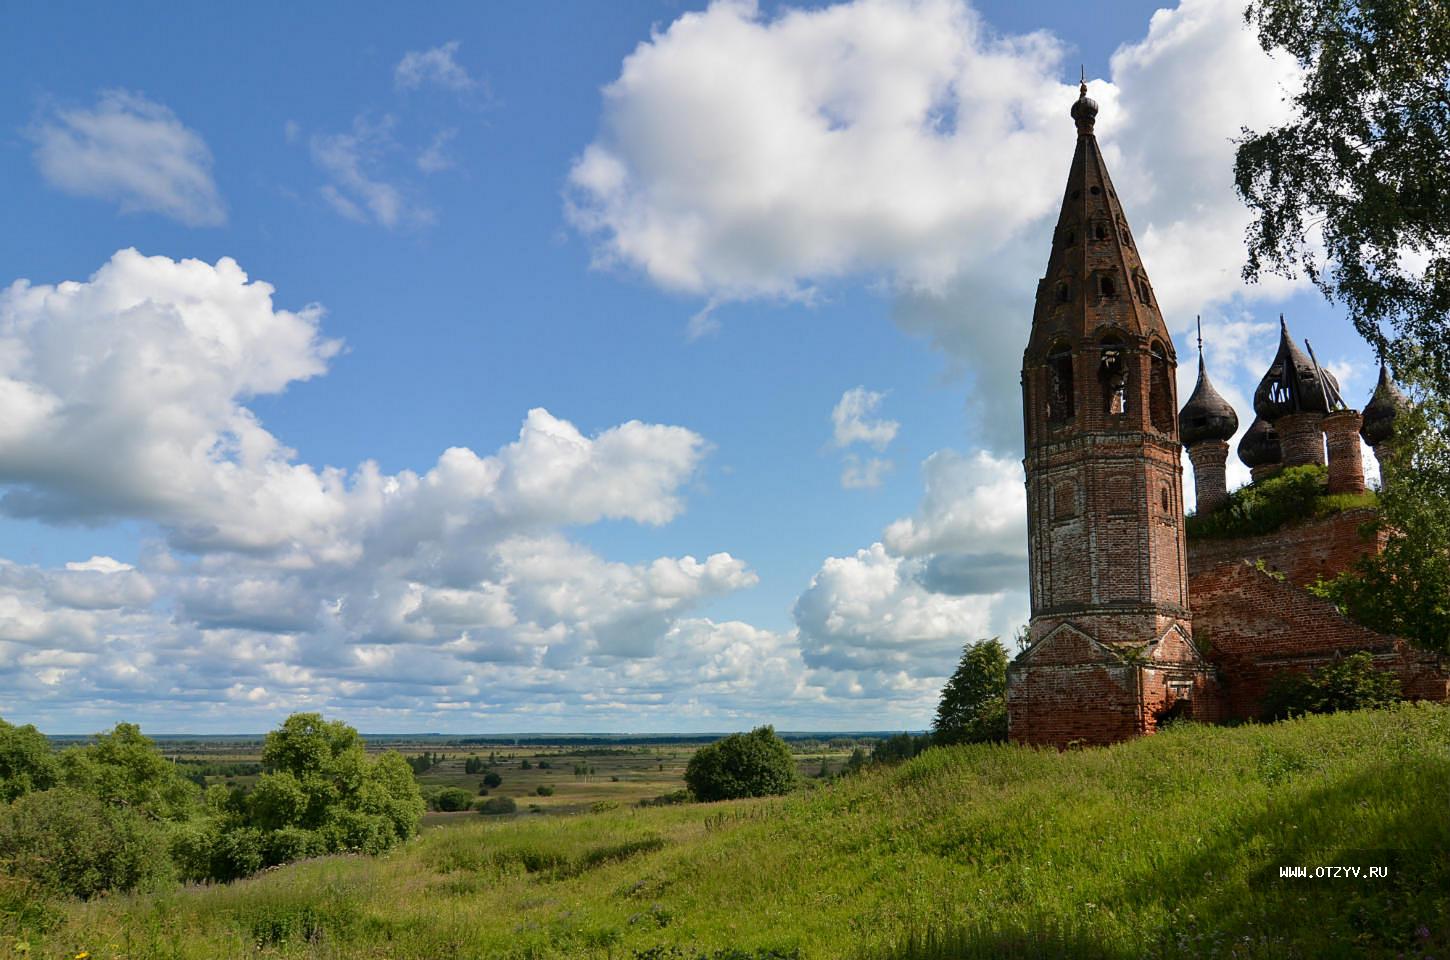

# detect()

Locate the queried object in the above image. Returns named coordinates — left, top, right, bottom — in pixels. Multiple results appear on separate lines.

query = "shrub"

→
left=1263, top=652, right=1403, bottom=720
left=479, top=796, right=517, bottom=815
left=433, top=787, right=474, bottom=812
left=684, top=726, right=797, bottom=802
left=482, top=771, right=503, bottom=788
left=1185, top=464, right=1375, bottom=539
left=535, top=785, right=554, bottom=796
left=0, top=788, right=172, bottom=898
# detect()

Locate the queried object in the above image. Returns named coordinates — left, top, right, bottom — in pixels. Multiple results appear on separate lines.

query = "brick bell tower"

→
left=1006, top=78, right=1212, bottom=747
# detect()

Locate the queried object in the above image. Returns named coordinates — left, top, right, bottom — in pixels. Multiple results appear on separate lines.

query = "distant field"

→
left=33, top=705, right=1450, bottom=959
left=149, top=737, right=862, bottom=821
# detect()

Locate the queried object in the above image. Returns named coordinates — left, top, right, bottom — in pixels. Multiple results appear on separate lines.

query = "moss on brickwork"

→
left=1186, top=465, right=1377, bottom=540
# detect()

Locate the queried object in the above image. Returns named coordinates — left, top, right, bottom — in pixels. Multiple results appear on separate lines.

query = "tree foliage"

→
left=0, top=718, right=58, bottom=802
left=1262, top=651, right=1404, bottom=719
left=1236, top=0, right=1450, bottom=396
left=932, top=639, right=1009, bottom=746
left=0, top=787, right=173, bottom=899
left=684, top=726, right=797, bottom=802
left=1310, top=399, right=1450, bottom=652
left=868, top=733, right=933, bottom=765
left=0, top=713, right=425, bottom=900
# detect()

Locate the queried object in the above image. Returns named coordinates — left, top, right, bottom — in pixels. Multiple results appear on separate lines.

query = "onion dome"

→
left=1070, top=72, right=1098, bottom=134
left=1253, top=316, right=1337, bottom=419
left=1360, top=363, right=1408, bottom=446
left=1238, top=415, right=1282, bottom=469
left=1180, top=355, right=1239, bottom=445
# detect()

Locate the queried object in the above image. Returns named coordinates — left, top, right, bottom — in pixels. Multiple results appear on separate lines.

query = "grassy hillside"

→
left=17, top=705, right=1449, bottom=959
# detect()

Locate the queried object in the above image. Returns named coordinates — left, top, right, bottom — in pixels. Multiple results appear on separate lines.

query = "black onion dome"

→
left=1238, top=415, right=1282, bottom=468
left=1361, top=363, right=1408, bottom=446
left=1071, top=79, right=1098, bottom=133
left=1179, top=355, right=1239, bottom=446
left=1253, top=317, right=1334, bottom=419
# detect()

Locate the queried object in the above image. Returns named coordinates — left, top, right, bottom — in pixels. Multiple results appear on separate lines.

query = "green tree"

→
left=1312, top=401, right=1450, bottom=652
left=683, top=726, right=797, bottom=802
left=59, top=723, right=198, bottom=821
left=1235, top=0, right=1450, bottom=396
left=482, top=770, right=502, bottom=788
left=257, top=713, right=423, bottom=853
left=0, top=717, right=58, bottom=802
left=933, top=638, right=1009, bottom=745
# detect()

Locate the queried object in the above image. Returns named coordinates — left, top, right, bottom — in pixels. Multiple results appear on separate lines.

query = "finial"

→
left=1196, top=315, right=1203, bottom=356
left=1070, top=68, right=1099, bottom=133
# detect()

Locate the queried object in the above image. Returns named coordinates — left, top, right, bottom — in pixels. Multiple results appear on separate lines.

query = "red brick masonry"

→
left=1009, top=509, right=1450, bottom=746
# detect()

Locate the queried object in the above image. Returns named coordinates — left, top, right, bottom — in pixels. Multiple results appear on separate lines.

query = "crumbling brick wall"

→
left=1188, top=560, right=1449, bottom=718
left=1186, top=508, right=1384, bottom=589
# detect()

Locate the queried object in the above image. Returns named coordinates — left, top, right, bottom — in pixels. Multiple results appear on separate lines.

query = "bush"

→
left=684, top=726, right=797, bottom=802
left=478, top=796, right=517, bottom=815
left=535, top=785, right=554, bottom=796
left=433, top=787, right=474, bottom=812
left=0, top=788, right=172, bottom=898
left=1185, top=465, right=1375, bottom=540
left=1263, top=652, right=1404, bottom=720
left=482, top=771, right=503, bottom=788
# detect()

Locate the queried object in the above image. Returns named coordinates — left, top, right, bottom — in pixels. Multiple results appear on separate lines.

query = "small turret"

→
left=1361, top=363, right=1408, bottom=448
left=1361, top=363, right=1410, bottom=487
left=1180, top=320, right=1239, bottom=513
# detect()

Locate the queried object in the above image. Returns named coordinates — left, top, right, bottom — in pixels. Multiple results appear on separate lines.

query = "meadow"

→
left=16, top=705, right=1450, bottom=959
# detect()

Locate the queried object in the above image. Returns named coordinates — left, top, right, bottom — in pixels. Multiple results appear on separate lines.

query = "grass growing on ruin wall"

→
left=1186, top=464, right=1377, bottom=540
left=16, top=704, right=1450, bottom=959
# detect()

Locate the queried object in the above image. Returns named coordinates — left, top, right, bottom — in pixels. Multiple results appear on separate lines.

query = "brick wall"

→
left=1186, top=508, right=1384, bottom=589
left=1188, top=560, right=1449, bottom=719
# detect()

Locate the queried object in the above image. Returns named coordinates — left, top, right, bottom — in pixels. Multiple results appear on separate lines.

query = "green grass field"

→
left=19, top=705, right=1450, bottom=959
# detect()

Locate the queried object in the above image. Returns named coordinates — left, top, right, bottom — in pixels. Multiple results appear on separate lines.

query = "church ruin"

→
left=1005, top=81, right=1450, bottom=747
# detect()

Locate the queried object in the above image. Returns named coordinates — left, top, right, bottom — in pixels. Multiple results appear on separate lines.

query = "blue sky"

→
left=0, top=0, right=1377, bottom=733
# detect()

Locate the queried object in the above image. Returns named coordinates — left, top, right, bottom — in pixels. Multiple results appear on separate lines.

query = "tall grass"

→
left=18, top=704, right=1449, bottom=959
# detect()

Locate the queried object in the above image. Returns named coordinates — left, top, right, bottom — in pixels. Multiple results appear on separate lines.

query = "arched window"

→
left=1046, top=343, right=1075, bottom=425
left=1160, top=485, right=1171, bottom=513
left=1093, top=220, right=1110, bottom=241
left=1057, top=225, right=1076, bottom=248
left=1056, top=280, right=1071, bottom=303
left=1098, top=273, right=1118, bottom=298
left=1149, top=342, right=1174, bottom=432
left=1098, top=336, right=1128, bottom=415
left=1118, top=217, right=1133, bottom=247
left=1135, top=273, right=1152, bottom=305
